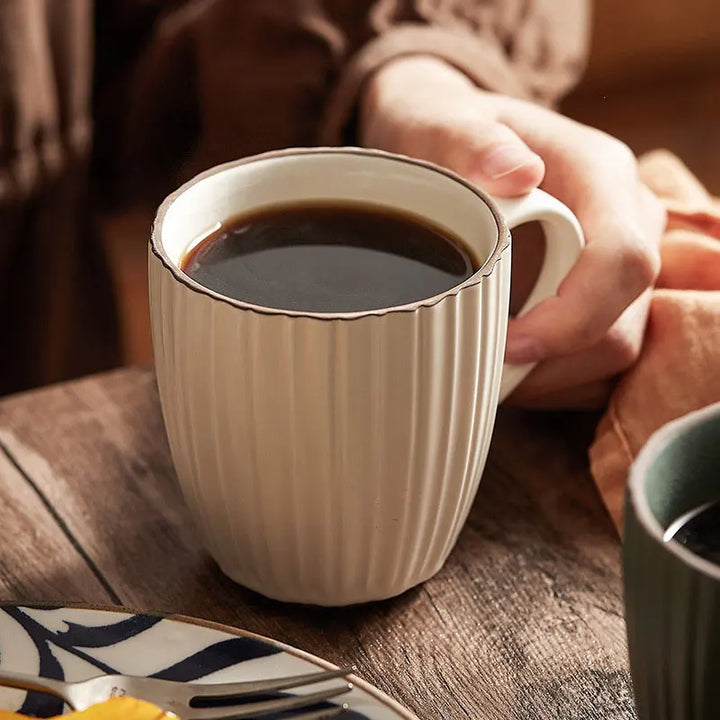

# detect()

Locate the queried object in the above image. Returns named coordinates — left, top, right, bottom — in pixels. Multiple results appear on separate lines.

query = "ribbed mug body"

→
left=150, top=148, right=511, bottom=604
left=150, top=250, right=509, bottom=604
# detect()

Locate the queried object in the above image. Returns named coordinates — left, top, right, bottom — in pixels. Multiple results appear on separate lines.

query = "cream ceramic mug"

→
left=149, top=148, right=584, bottom=605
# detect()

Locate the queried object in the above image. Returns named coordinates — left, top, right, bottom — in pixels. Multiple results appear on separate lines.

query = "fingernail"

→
left=479, top=145, right=538, bottom=180
left=505, top=334, right=544, bottom=364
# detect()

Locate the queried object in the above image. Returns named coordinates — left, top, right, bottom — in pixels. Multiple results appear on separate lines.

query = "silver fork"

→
left=0, top=668, right=353, bottom=719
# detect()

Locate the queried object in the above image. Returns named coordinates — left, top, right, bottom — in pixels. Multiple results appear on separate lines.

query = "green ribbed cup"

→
left=624, top=402, right=720, bottom=720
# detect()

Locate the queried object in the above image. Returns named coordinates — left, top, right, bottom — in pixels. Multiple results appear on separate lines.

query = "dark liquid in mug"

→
left=665, top=498, right=720, bottom=565
left=181, top=202, right=479, bottom=313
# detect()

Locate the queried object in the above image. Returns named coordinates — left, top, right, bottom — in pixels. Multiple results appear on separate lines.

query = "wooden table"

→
left=0, top=367, right=635, bottom=719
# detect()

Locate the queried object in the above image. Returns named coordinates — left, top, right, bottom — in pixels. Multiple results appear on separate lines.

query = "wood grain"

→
left=0, top=437, right=111, bottom=604
left=0, top=367, right=635, bottom=719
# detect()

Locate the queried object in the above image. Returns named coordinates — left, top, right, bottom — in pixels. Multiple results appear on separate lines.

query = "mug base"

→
left=214, top=559, right=445, bottom=607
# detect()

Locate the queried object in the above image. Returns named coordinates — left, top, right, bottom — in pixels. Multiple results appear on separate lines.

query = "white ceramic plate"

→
left=0, top=605, right=417, bottom=719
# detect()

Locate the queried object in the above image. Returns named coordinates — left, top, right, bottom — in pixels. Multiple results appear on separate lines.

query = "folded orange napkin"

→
left=590, top=150, right=720, bottom=533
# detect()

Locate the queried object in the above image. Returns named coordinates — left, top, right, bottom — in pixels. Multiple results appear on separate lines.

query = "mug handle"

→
left=493, top=189, right=585, bottom=402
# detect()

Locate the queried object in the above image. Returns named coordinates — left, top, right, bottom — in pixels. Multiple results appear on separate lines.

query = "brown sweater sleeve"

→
left=318, top=0, right=591, bottom=144
left=93, top=0, right=590, bottom=196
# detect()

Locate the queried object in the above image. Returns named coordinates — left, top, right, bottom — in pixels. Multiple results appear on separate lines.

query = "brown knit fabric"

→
left=0, top=0, right=590, bottom=393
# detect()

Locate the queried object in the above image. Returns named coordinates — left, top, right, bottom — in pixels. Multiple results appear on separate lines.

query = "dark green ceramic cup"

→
left=624, top=402, right=720, bottom=720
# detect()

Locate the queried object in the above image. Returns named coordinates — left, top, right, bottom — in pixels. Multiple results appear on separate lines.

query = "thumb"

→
left=444, top=117, right=545, bottom=198
left=360, top=56, right=544, bottom=197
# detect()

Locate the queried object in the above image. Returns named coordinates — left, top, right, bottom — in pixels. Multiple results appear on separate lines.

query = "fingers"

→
left=506, top=215, right=659, bottom=362
left=446, top=117, right=545, bottom=197
left=499, top=102, right=663, bottom=363
left=360, top=57, right=544, bottom=197
left=508, top=290, right=652, bottom=402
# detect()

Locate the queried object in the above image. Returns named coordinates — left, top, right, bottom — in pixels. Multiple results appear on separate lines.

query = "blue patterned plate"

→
left=0, top=605, right=417, bottom=720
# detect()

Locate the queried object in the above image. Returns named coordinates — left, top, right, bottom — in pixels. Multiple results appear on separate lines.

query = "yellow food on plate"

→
left=0, top=697, right=175, bottom=720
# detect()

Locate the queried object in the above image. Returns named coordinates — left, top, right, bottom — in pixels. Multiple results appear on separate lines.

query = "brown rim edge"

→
left=0, top=601, right=419, bottom=720
left=149, top=146, right=510, bottom=321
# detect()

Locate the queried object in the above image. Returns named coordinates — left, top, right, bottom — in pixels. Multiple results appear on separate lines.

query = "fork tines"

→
left=187, top=683, right=353, bottom=719
left=189, top=667, right=354, bottom=700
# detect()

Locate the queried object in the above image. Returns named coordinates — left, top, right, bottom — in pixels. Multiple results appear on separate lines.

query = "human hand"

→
left=360, top=56, right=666, bottom=408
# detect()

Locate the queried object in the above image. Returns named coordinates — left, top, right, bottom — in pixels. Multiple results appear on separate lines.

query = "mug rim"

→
left=150, top=146, right=510, bottom=321
left=628, top=401, right=720, bottom=580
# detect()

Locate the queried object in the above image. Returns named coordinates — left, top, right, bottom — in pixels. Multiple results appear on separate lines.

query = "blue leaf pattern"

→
left=150, top=638, right=278, bottom=681
left=4, top=607, right=66, bottom=718
left=0, top=607, right=369, bottom=719
left=57, top=615, right=162, bottom=648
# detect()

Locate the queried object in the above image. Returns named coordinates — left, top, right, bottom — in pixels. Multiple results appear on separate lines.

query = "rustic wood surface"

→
left=0, top=367, right=635, bottom=719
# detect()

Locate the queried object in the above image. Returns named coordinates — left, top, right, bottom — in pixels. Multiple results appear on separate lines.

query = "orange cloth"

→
left=590, top=150, right=720, bottom=533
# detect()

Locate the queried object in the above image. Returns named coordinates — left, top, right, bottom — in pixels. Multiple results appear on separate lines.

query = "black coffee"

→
left=665, top=498, right=720, bottom=565
left=181, top=202, right=478, bottom=313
